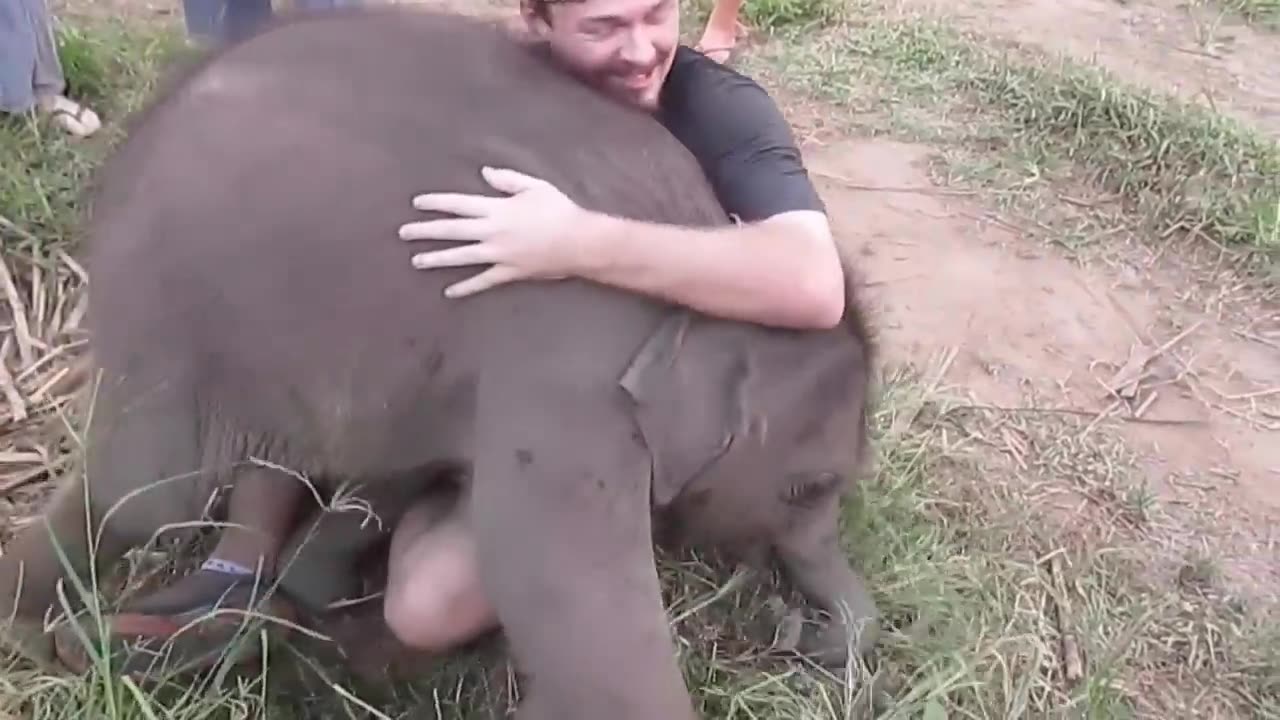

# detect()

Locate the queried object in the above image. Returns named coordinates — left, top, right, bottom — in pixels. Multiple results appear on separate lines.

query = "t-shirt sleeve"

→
left=660, top=48, right=826, bottom=223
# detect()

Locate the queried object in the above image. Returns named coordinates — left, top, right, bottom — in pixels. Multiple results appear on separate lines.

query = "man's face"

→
left=524, top=0, right=680, bottom=111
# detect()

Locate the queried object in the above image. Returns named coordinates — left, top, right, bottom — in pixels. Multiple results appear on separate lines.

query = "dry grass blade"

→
left=1, top=253, right=88, bottom=517
left=1047, top=553, right=1084, bottom=686
left=1105, top=322, right=1203, bottom=398
left=0, top=213, right=39, bottom=244
left=0, top=254, right=35, bottom=369
left=0, top=338, right=28, bottom=423
left=810, top=169, right=979, bottom=196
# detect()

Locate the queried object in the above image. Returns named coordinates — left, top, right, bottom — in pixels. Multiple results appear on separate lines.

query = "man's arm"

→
left=403, top=51, right=846, bottom=328
left=627, top=49, right=844, bottom=329
left=573, top=209, right=844, bottom=329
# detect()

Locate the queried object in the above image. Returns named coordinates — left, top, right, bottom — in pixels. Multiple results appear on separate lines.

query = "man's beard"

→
left=585, top=49, right=673, bottom=108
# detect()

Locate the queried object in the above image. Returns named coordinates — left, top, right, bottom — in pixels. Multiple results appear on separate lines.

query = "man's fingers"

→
left=411, top=192, right=504, bottom=217
left=443, top=265, right=521, bottom=298
left=481, top=166, right=550, bottom=195
left=410, top=244, right=497, bottom=270
left=400, top=217, right=491, bottom=242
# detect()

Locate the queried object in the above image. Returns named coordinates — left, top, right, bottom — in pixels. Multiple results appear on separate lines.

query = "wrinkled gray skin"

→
left=0, top=8, right=878, bottom=719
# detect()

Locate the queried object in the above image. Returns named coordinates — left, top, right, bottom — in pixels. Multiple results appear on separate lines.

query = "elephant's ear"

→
left=619, top=311, right=749, bottom=506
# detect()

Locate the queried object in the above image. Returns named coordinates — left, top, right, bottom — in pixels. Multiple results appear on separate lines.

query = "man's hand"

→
left=399, top=167, right=593, bottom=298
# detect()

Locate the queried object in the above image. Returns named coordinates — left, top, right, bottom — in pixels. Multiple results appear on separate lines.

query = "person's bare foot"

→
left=36, top=94, right=101, bottom=138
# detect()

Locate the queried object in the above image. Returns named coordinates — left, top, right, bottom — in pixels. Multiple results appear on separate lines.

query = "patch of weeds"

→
left=680, top=0, right=845, bottom=43
left=0, top=20, right=182, bottom=256
left=1235, top=615, right=1280, bottom=716
left=741, top=0, right=846, bottom=34
left=835, top=368, right=1279, bottom=718
left=1221, top=0, right=1280, bottom=29
left=753, top=9, right=1280, bottom=273
left=838, top=378, right=1141, bottom=719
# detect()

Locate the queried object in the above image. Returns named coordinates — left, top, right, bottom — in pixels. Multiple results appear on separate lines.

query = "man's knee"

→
left=383, top=576, right=460, bottom=651
left=382, top=523, right=493, bottom=652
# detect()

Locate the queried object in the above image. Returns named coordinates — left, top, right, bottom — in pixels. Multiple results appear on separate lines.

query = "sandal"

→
left=53, top=566, right=296, bottom=680
left=36, top=94, right=102, bottom=138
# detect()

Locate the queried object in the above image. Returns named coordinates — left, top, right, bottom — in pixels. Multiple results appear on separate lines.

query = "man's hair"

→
left=522, top=0, right=585, bottom=21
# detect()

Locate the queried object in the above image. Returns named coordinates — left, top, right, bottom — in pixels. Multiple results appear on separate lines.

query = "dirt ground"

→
left=789, top=0, right=1280, bottom=600
left=809, top=137, right=1279, bottom=598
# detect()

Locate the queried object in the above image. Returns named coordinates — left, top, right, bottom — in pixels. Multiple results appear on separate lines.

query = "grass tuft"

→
left=1221, top=0, right=1280, bottom=28
left=741, top=0, right=846, bottom=34
left=0, top=20, right=182, bottom=255
left=755, top=9, right=1280, bottom=274
left=682, top=0, right=847, bottom=43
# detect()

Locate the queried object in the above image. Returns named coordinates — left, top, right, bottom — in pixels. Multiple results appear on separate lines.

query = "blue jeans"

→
left=181, top=0, right=362, bottom=44
left=0, top=0, right=65, bottom=113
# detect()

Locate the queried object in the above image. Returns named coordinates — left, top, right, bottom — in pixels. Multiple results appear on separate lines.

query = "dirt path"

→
left=888, top=0, right=1280, bottom=138
left=807, top=136, right=1279, bottom=597
left=805, top=0, right=1280, bottom=600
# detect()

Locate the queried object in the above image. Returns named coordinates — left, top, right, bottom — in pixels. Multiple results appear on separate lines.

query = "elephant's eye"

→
left=781, top=471, right=844, bottom=507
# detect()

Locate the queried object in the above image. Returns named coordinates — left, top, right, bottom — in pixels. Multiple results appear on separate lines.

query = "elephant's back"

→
left=83, top=8, right=729, bottom=474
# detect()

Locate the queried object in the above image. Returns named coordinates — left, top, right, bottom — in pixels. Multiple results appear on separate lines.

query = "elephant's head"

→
left=620, top=302, right=874, bottom=508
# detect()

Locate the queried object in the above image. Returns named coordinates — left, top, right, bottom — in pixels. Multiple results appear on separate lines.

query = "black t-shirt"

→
left=658, top=46, right=826, bottom=223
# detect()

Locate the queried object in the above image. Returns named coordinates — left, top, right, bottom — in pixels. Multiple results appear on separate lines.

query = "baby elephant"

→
left=0, top=8, right=879, bottom=719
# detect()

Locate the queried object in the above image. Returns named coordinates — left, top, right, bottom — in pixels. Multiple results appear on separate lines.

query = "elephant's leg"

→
left=0, top=471, right=97, bottom=666
left=51, top=464, right=307, bottom=676
left=277, top=467, right=452, bottom=612
left=0, top=384, right=206, bottom=666
left=469, top=379, right=697, bottom=720
left=278, top=490, right=404, bottom=612
left=774, top=495, right=879, bottom=667
left=277, top=503, right=389, bottom=613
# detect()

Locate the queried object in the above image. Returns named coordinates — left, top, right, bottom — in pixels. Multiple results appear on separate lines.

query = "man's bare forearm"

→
left=572, top=210, right=845, bottom=329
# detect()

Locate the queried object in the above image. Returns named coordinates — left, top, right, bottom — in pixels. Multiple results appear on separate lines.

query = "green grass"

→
left=11, top=369, right=1277, bottom=718
left=1222, top=0, right=1280, bottom=28
left=682, top=0, right=847, bottom=42
left=0, top=20, right=183, bottom=256
left=739, top=0, right=845, bottom=34
left=747, top=6, right=1280, bottom=277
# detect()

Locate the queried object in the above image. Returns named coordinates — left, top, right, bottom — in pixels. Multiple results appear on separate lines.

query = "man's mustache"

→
left=595, top=50, right=673, bottom=81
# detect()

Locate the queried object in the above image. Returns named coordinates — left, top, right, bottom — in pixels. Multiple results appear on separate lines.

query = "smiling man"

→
left=57, top=0, right=845, bottom=673
left=400, top=0, right=844, bottom=331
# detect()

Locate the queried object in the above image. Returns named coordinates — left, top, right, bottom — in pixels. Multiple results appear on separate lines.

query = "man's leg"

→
left=0, top=0, right=40, bottom=114
left=180, top=0, right=222, bottom=43
left=53, top=468, right=305, bottom=675
left=382, top=495, right=499, bottom=653
left=180, top=0, right=272, bottom=45
left=5, top=0, right=102, bottom=137
left=222, top=0, right=273, bottom=42
left=695, top=0, right=745, bottom=64
left=204, top=468, right=307, bottom=573
left=292, top=0, right=363, bottom=10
